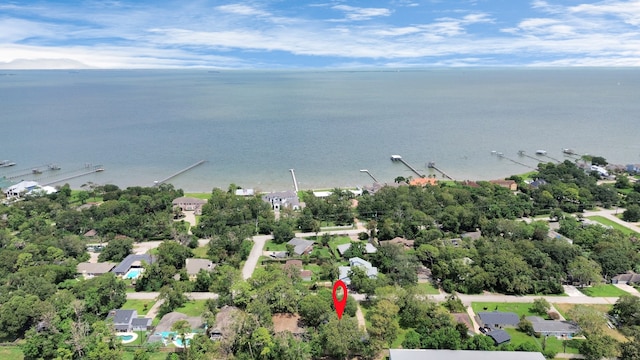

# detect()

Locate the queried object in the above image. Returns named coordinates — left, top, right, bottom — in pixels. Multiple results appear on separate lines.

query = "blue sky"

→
left=1, top=0, right=640, bottom=68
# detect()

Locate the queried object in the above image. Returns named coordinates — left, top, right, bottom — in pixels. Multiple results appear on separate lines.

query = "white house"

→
left=338, top=257, right=378, bottom=285
left=4, top=181, right=56, bottom=198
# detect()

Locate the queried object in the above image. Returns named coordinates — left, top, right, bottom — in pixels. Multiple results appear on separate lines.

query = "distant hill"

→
left=0, top=58, right=94, bottom=69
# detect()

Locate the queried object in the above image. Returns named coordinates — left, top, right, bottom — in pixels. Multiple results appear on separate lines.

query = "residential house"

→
left=379, top=237, right=414, bottom=250
left=486, top=329, right=511, bottom=345
left=477, top=311, right=519, bottom=328
left=338, top=257, right=378, bottom=285
left=489, top=179, right=518, bottom=191
left=283, top=260, right=313, bottom=281
left=612, top=271, right=640, bottom=285
left=172, top=197, right=207, bottom=215
left=460, top=180, right=480, bottom=188
left=209, top=306, right=241, bottom=340
left=287, top=238, right=314, bottom=256
left=4, top=180, right=57, bottom=198
left=262, top=191, right=301, bottom=210
left=626, top=164, right=640, bottom=174
left=461, top=231, right=482, bottom=241
left=525, top=316, right=580, bottom=337
left=336, top=242, right=377, bottom=256
left=529, top=179, right=548, bottom=189
left=185, top=258, right=215, bottom=281
left=300, top=270, right=313, bottom=281
left=112, top=254, right=153, bottom=276
left=106, top=310, right=152, bottom=332
left=389, top=349, right=545, bottom=360
left=77, top=262, right=116, bottom=279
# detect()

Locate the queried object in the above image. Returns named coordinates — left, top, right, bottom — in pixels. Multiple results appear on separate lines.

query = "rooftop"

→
left=478, top=311, right=520, bottom=327
left=287, top=238, right=314, bottom=255
left=77, top=262, right=116, bottom=274
left=185, top=258, right=214, bottom=275
left=112, top=254, right=153, bottom=274
left=389, top=349, right=545, bottom=360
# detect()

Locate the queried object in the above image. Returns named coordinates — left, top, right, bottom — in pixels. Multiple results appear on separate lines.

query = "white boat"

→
left=535, top=150, right=547, bottom=155
left=562, top=148, right=576, bottom=155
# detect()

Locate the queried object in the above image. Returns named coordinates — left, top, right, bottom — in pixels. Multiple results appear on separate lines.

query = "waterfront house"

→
left=262, top=190, right=301, bottom=210
left=172, top=197, right=207, bottom=215
left=409, top=177, right=438, bottom=186
left=489, top=179, right=518, bottom=191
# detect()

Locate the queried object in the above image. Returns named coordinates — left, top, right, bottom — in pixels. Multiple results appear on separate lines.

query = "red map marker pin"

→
left=332, top=279, right=348, bottom=319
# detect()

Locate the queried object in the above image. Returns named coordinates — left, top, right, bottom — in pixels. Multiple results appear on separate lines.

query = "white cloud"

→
left=215, top=4, right=271, bottom=17
left=331, top=5, right=392, bottom=21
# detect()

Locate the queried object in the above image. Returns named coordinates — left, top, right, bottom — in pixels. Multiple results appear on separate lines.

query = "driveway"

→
left=133, top=241, right=163, bottom=255
left=614, top=283, right=640, bottom=297
left=242, top=235, right=272, bottom=279
left=563, top=285, right=585, bottom=297
left=582, top=208, right=640, bottom=233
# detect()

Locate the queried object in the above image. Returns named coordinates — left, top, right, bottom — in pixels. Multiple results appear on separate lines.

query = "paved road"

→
left=126, top=292, right=219, bottom=300
left=242, top=235, right=272, bottom=279
left=582, top=207, right=640, bottom=233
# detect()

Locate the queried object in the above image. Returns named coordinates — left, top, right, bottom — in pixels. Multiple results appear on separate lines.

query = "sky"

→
left=1, top=0, right=640, bottom=69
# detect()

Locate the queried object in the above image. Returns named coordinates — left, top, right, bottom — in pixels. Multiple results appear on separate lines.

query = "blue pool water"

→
left=124, top=269, right=141, bottom=279
left=175, top=337, right=191, bottom=347
left=118, top=335, right=134, bottom=341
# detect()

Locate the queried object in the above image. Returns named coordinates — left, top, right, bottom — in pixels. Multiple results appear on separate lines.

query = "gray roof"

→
left=106, top=309, right=136, bottom=325
left=132, top=317, right=152, bottom=327
left=155, top=312, right=203, bottom=333
left=77, top=262, right=116, bottom=274
left=478, top=311, right=520, bottom=327
left=336, top=243, right=377, bottom=255
left=172, top=197, right=207, bottom=205
left=487, top=329, right=511, bottom=345
left=185, top=258, right=214, bottom=275
left=526, top=316, right=580, bottom=334
left=112, top=254, right=153, bottom=274
left=287, top=238, right=314, bottom=255
left=389, top=349, right=545, bottom=360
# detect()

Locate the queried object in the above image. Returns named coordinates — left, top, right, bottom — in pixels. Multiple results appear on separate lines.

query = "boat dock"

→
left=154, top=160, right=206, bottom=186
left=427, top=162, right=455, bottom=180
left=41, top=165, right=104, bottom=186
left=517, top=150, right=543, bottom=163
left=6, top=164, right=61, bottom=181
left=289, top=169, right=300, bottom=192
left=493, top=151, right=537, bottom=170
left=391, top=155, right=425, bottom=178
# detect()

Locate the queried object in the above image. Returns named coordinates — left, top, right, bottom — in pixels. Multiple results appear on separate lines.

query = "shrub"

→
left=548, top=311, right=560, bottom=320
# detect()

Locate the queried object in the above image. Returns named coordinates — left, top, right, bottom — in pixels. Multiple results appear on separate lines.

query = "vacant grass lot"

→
left=174, top=300, right=207, bottom=317
left=586, top=216, right=639, bottom=235
left=191, top=245, right=208, bottom=258
left=414, top=282, right=440, bottom=295
left=183, top=192, right=210, bottom=200
left=578, top=284, right=630, bottom=297
left=504, top=328, right=581, bottom=354
left=121, top=299, right=156, bottom=316
left=471, top=302, right=544, bottom=318
left=0, top=346, right=23, bottom=360
left=264, top=240, right=288, bottom=251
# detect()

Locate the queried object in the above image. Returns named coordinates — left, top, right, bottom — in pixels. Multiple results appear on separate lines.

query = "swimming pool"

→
left=119, top=334, right=134, bottom=341
left=124, top=268, right=142, bottom=279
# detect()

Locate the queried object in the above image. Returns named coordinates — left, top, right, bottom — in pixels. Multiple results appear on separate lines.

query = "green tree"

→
left=610, top=295, right=640, bottom=327
left=73, top=273, right=126, bottom=318
left=171, top=319, right=191, bottom=358
left=402, top=329, right=422, bottom=349
left=299, top=293, right=332, bottom=327
left=97, top=238, right=133, bottom=262
left=157, top=241, right=192, bottom=269
left=531, top=297, right=551, bottom=316
left=320, top=317, right=366, bottom=360
left=623, top=204, right=640, bottom=222
left=580, top=333, right=617, bottom=360
left=273, top=221, right=295, bottom=244
left=567, top=256, right=602, bottom=287
left=366, top=299, right=399, bottom=345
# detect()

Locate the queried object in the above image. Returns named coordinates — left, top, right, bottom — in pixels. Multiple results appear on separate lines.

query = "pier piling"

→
left=390, top=155, right=425, bottom=178
left=427, top=162, right=455, bottom=180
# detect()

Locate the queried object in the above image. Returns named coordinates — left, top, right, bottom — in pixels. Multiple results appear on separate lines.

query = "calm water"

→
left=1, top=68, right=639, bottom=192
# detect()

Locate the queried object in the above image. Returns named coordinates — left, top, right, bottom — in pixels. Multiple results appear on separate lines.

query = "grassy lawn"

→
left=304, top=264, right=323, bottom=280
left=413, top=282, right=440, bottom=295
left=184, top=192, right=210, bottom=200
left=314, top=247, right=337, bottom=260
left=471, top=302, right=543, bottom=318
left=503, top=328, right=581, bottom=354
left=390, top=327, right=408, bottom=348
left=328, top=236, right=353, bottom=256
left=586, top=216, right=639, bottom=235
left=0, top=346, right=23, bottom=360
left=121, top=299, right=156, bottom=316
left=265, top=240, right=288, bottom=251
left=175, top=300, right=207, bottom=317
left=191, top=245, right=208, bottom=258
left=578, top=284, right=630, bottom=297
left=122, top=351, right=167, bottom=360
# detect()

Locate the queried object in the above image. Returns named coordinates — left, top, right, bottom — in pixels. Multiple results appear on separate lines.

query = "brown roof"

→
left=84, top=229, right=97, bottom=237
left=285, top=260, right=303, bottom=268
left=300, top=270, right=313, bottom=278
left=410, top=177, right=438, bottom=186
left=77, top=262, right=116, bottom=274
left=210, top=306, right=241, bottom=338
left=380, top=237, right=415, bottom=249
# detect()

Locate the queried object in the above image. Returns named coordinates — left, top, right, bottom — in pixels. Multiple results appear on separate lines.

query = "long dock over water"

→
left=391, top=155, right=425, bottom=178
left=493, top=151, right=537, bottom=170
left=42, top=165, right=104, bottom=186
left=427, top=162, right=455, bottom=180
left=155, top=160, right=206, bottom=186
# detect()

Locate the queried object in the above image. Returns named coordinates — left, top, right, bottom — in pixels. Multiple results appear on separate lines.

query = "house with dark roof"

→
left=526, top=316, right=580, bottom=337
left=379, top=237, right=414, bottom=250
left=112, top=254, right=153, bottom=276
left=262, top=191, right=301, bottom=210
left=287, top=238, right=314, bottom=255
left=612, top=271, right=640, bottom=285
left=486, top=329, right=511, bottom=345
left=106, top=310, right=152, bottom=332
left=477, top=311, right=519, bottom=328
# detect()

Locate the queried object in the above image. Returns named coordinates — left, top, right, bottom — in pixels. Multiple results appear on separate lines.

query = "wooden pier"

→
left=42, top=165, right=104, bottom=186
left=6, top=164, right=61, bottom=181
left=289, top=169, right=300, bottom=192
left=493, top=152, right=537, bottom=170
left=391, top=155, right=425, bottom=178
left=427, top=162, right=455, bottom=180
left=155, top=160, right=206, bottom=186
